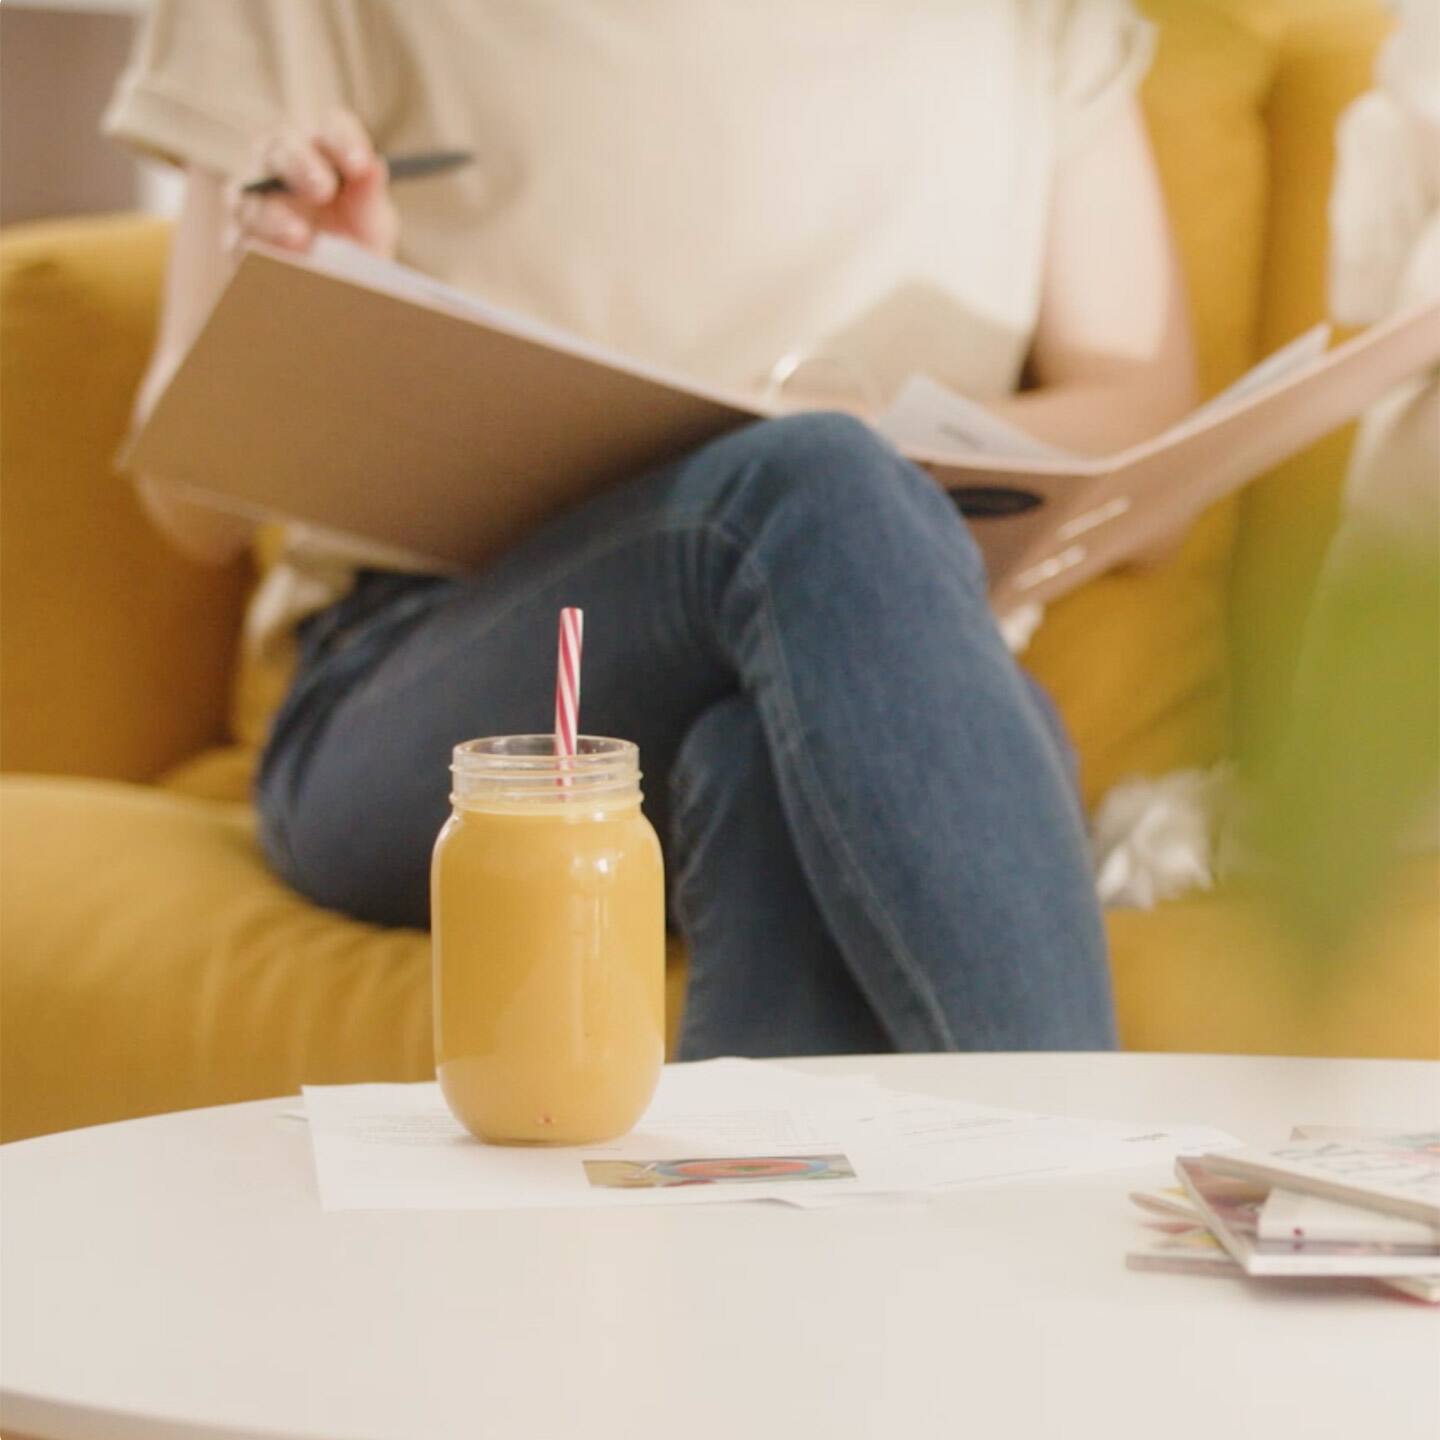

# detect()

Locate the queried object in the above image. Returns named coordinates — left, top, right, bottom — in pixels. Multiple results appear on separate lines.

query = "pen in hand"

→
left=233, top=111, right=446, bottom=257
left=241, top=148, right=475, bottom=196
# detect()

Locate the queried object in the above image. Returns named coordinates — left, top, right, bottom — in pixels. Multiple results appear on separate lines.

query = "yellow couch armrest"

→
left=1, top=214, right=249, bottom=782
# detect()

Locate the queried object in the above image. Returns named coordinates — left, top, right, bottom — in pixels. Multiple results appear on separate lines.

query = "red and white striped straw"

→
left=554, top=607, right=584, bottom=773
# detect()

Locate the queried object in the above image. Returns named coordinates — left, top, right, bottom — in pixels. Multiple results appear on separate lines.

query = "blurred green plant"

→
left=1251, top=539, right=1439, bottom=963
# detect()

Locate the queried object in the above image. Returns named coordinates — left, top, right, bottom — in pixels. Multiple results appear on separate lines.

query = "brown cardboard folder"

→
left=127, top=241, right=1440, bottom=611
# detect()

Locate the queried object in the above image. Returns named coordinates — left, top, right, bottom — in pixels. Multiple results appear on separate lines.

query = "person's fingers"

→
left=337, top=152, right=390, bottom=207
left=331, top=157, right=400, bottom=257
left=258, top=131, right=337, bottom=205
left=233, top=191, right=314, bottom=250
left=314, top=107, right=377, bottom=184
left=316, top=113, right=396, bottom=256
left=228, top=112, right=394, bottom=258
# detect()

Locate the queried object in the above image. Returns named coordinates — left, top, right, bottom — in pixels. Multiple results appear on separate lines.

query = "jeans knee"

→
left=757, top=410, right=884, bottom=460
left=736, top=411, right=963, bottom=545
left=748, top=412, right=901, bottom=510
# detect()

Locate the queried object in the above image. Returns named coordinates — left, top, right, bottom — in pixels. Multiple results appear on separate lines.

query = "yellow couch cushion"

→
left=1, top=776, right=433, bottom=1142
left=229, top=524, right=300, bottom=752
left=1108, top=862, right=1440, bottom=1060
left=158, top=743, right=258, bottom=804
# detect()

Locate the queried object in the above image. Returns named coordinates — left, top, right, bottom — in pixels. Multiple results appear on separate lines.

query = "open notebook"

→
left=127, top=237, right=1440, bottom=613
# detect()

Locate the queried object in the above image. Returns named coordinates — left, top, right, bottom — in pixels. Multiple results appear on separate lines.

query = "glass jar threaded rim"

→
left=450, top=734, right=641, bottom=809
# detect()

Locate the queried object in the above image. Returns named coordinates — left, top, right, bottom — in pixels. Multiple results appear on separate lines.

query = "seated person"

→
left=106, top=0, right=1196, bottom=1058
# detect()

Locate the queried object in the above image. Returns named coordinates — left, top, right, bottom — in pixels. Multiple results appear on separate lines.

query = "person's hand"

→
left=230, top=109, right=399, bottom=259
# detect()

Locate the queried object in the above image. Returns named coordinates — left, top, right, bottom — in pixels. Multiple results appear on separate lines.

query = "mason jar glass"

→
left=431, top=735, right=665, bottom=1144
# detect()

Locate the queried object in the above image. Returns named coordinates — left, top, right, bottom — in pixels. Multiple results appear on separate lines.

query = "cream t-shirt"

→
left=106, top=0, right=1153, bottom=658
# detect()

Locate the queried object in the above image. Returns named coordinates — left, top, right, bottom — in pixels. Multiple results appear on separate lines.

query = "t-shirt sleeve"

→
left=102, top=0, right=368, bottom=177
left=1050, top=0, right=1156, bottom=157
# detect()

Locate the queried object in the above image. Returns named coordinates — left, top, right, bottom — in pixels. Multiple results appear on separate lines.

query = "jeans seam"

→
left=667, top=775, right=706, bottom=943
left=733, top=548, right=962, bottom=1052
left=666, top=751, right=729, bottom=1046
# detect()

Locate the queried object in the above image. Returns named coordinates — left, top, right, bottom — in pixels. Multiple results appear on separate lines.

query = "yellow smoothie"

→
left=431, top=739, right=664, bottom=1145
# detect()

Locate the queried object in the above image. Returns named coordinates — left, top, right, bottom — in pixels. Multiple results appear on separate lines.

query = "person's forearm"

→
left=988, top=374, right=1201, bottom=569
left=987, top=372, right=1197, bottom=456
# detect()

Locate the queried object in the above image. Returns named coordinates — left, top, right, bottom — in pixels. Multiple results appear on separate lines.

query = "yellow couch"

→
left=3, top=0, right=1435, bottom=1144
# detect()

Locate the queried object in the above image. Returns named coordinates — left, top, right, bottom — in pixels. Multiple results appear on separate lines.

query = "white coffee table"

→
left=3, top=1053, right=1438, bottom=1440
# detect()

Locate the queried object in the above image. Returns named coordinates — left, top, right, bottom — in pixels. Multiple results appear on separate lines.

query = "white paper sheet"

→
left=302, top=1059, right=1237, bottom=1212
left=874, top=374, right=1071, bottom=460
left=1179, top=323, right=1331, bottom=427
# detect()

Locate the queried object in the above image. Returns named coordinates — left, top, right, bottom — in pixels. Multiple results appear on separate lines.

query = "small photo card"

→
left=584, top=1153, right=856, bottom=1191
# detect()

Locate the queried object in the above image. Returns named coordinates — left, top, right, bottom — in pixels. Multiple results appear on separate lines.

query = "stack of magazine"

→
left=1127, top=1128, right=1440, bottom=1304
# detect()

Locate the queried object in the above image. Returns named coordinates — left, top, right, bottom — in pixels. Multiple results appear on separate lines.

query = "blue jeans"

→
left=257, top=414, right=1114, bottom=1057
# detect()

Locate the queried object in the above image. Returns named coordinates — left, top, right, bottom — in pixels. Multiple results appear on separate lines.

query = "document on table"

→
left=301, top=1059, right=1238, bottom=1212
